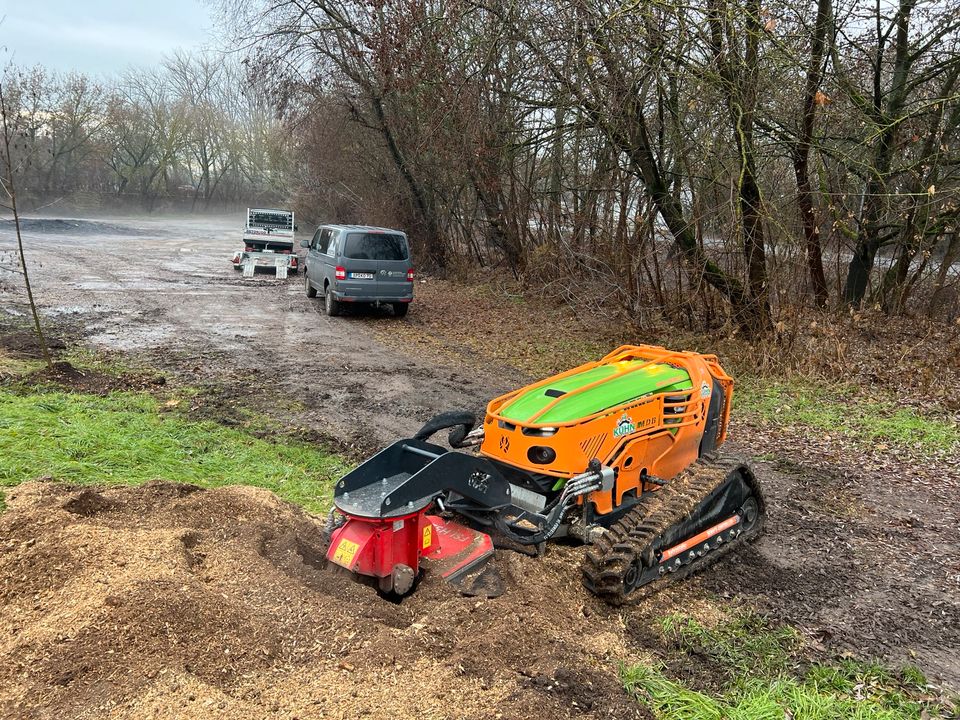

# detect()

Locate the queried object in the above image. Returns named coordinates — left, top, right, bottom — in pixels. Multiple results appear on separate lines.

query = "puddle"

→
left=45, top=305, right=91, bottom=317
left=88, top=324, right=177, bottom=351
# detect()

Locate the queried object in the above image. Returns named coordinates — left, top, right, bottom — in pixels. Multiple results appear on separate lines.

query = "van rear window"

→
left=343, top=233, right=408, bottom=261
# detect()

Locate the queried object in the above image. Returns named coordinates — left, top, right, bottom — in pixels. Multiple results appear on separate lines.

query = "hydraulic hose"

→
left=414, top=411, right=478, bottom=448
left=494, top=461, right=611, bottom=546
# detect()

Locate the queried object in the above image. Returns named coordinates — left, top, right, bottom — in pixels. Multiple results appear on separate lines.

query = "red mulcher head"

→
left=327, top=510, right=494, bottom=595
left=325, top=438, right=500, bottom=596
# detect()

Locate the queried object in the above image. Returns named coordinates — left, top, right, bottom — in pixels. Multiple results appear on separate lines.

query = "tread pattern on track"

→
left=581, top=452, right=765, bottom=606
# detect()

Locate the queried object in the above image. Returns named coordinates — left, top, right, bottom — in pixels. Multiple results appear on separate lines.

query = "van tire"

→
left=325, top=286, right=341, bottom=316
left=393, top=303, right=409, bottom=317
left=305, top=272, right=317, bottom=298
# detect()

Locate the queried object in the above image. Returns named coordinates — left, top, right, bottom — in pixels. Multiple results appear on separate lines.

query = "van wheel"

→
left=305, top=272, right=317, bottom=298
left=393, top=303, right=409, bottom=317
left=325, top=286, right=341, bottom=316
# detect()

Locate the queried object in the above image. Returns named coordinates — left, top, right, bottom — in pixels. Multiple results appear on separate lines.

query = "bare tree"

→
left=791, top=0, right=832, bottom=308
left=0, top=67, right=52, bottom=369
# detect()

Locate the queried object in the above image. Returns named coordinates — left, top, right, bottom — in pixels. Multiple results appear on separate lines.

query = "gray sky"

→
left=0, top=0, right=217, bottom=76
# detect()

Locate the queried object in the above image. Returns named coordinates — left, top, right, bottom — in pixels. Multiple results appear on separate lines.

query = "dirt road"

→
left=1, top=214, right=510, bottom=450
left=2, top=214, right=959, bottom=694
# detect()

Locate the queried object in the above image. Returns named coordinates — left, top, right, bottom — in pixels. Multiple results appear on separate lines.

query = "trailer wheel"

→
left=324, top=286, right=341, bottom=316
left=305, top=272, right=317, bottom=298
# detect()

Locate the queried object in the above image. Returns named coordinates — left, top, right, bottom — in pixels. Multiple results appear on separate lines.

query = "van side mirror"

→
left=300, top=240, right=309, bottom=248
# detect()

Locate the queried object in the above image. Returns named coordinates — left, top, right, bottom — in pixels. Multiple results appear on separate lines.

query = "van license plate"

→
left=351, top=272, right=374, bottom=279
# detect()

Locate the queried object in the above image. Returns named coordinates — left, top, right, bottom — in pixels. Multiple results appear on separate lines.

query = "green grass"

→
left=60, top=347, right=146, bottom=378
left=660, top=612, right=800, bottom=679
left=625, top=612, right=951, bottom=720
left=0, top=346, right=137, bottom=388
left=0, top=352, right=44, bottom=378
left=0, top=389, right=349, bottom=513
left=624, top=664, right=937, bottom=720
left=735, top=378, right=960, bottom=454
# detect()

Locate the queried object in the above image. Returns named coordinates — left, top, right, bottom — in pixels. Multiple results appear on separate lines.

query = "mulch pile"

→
left=0, top=482, right=648, bottom=720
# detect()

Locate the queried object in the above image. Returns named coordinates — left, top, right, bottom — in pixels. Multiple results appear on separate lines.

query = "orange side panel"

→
left=479, top=344, right=735, bottom=518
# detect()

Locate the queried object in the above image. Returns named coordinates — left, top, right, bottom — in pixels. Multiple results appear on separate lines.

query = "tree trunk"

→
left=613, top=97, right=754, bottom=327
left=706, top=0, right=772, bottom=332
left=843, top=0, right=917, bottom=305
left=928, top=230, right=959, bottom=317
left=792, top=0, right=831, bottom=308
left=370, top=96, right=446, bottom=269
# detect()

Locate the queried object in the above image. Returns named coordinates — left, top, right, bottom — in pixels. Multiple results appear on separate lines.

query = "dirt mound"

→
left=0, top=482, right=646, bottom=720
left=0, top=331, right=66, bottom=360
left=22, top=360, right=167, bottom=395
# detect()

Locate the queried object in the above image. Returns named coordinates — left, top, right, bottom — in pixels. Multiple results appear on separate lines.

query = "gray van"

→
left=302, top=224, right=414, bottom=317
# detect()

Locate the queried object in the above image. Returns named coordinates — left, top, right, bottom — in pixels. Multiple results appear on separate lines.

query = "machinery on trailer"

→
left=326, top=345, right=765, bottom=604
left=232, top=208, right=299, bottom=278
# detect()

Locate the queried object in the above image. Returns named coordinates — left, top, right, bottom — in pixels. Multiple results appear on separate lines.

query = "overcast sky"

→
left=0, top=0, right=218, bottom=76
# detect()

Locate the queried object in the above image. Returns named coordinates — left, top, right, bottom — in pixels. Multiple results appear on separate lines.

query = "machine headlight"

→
left=527, top=446, right=557, bottom=465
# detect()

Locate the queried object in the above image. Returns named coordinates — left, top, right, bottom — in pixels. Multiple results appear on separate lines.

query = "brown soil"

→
left=703, top=433, right=960, bottom=685
left=0, top=330, right=66, bottom=360
left=0, top=482, right=649, bottom=720
left=19, top=360, right=167, bottom=395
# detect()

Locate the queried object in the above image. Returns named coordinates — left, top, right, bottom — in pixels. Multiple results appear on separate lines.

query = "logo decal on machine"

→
left=700, top=381, right=712, bottom=399
left=613, top=413, right=637, bottom=438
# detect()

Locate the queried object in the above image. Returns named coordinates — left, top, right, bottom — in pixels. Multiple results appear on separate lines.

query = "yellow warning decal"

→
left=332, top=539, right=359, bottom=568
left=422, top=525, right=433, bottom=550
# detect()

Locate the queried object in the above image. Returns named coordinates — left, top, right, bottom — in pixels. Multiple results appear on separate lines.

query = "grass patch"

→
left=0, top=350, right=44, bottom=379
left=60, top=347, right=142, bottom=377
left=0, top=389, right=349, bottom=513
left=624, top=664, right=939, bottom=720
left=661, top=612, right=800, bottom=679
left=621, top=612, right=955, bottom=720
left=735, top=378, right=960, bottom=454
left=625, top=612, right=952, bottom=719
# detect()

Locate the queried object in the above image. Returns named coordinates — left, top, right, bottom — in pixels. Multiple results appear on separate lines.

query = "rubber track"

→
left=581, top=452, right=765, bottom=606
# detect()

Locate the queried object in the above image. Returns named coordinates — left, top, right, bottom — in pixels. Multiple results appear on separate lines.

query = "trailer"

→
left=232, top=208, right=299, bottom=279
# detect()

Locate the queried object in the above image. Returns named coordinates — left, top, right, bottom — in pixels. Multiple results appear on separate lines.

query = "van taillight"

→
left=406, top=268, right=415, bottom=282
left=335, top=266, right=346, bottom=280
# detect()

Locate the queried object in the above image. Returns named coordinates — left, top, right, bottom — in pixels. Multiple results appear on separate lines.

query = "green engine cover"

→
left=499, top=360, right=693, bottom=424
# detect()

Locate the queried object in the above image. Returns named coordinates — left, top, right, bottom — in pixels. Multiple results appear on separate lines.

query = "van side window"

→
left=326, top=231, right=339, bottom=256
left=310, top=229, right=322, bottom=250
left=317, top=229, right=333, bottom=254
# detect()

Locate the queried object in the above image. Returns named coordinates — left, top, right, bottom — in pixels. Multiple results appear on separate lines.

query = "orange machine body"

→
left=479, top=345, right=733, bottom=516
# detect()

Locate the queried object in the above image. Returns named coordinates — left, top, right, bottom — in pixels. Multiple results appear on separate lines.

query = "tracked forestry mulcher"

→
left=326, top=345, right=765, bottom=604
